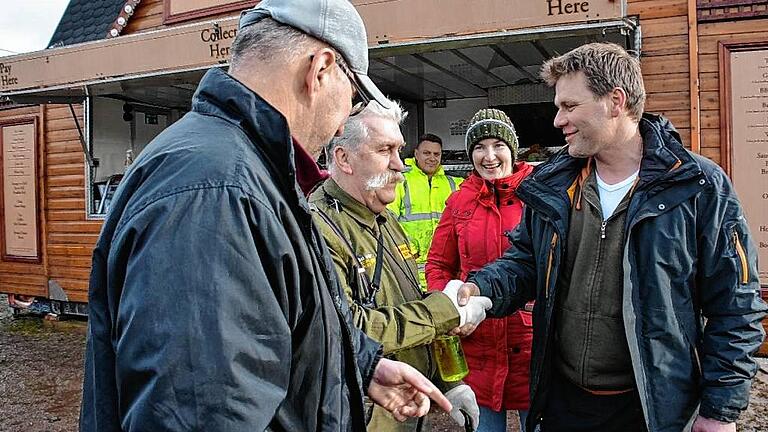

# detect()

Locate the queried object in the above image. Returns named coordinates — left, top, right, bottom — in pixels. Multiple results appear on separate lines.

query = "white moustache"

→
left=365, top=170, right=405, bottom=191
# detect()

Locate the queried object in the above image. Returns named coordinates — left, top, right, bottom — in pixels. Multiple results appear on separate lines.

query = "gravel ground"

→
left=0, top=295, right=85, bottom=432
left=0, top=293, right=766, bottom=431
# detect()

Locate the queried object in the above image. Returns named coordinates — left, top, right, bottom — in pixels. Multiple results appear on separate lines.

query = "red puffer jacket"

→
left=426, top=162, right=534, bottom=411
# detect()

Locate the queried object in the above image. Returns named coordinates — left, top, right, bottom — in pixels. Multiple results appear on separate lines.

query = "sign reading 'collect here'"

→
left=730, top=49, right=768, bottom=286
left=2, top=121, right=39, bottom=261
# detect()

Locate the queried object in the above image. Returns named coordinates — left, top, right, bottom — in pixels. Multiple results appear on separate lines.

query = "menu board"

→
left=1, top=121, right=39, bottom=261
left=730, top=49, right=768, bottom=286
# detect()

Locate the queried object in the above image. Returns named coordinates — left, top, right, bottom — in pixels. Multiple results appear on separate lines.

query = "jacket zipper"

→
left=732, top=230, right=749, bottom=285
left=600, top=220, right=607, bottom=239
left=544, top=232, right=558, bottom=299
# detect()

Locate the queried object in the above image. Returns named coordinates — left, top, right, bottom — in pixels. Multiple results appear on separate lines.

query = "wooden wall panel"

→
left=701, top=109, right=720, bottom=129
left=641, top=54, right=689, bottom=75
left=123, top=0, right=251, bottom=35
left=701, top=147, right=721, bottom=164
left=124, top=0, right=164, bottom=32
left=628, top=0, right=688, bottom=19
left=41, top=104, right=98, bottom=302
left=642, top=35, right=690, bottom=56
left=656, top=109, right=690, bottom=129
left=700, top=72, right=719, bottom=91
left=699, top=17, right=768, bottom=37
left=629, top=0, right=692, bottom=150
left=644, top=74, right=690, bottom=93
left=637, top=15, right=689, bottom=37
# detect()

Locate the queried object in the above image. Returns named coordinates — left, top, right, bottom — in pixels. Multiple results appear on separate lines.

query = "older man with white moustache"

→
left=310, top=100, right=491, bottom=431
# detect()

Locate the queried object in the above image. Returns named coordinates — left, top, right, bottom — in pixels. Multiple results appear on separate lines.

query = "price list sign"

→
left=730, top=49, right=768, bottom=286
left=1, top=121, right=39, bottom=261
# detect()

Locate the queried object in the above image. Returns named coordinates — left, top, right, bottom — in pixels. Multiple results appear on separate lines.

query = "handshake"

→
left=443, top=280, right=491, bottom=337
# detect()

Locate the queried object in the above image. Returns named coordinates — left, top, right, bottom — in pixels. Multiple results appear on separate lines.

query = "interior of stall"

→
left=80, top=19, right=638, bottom=216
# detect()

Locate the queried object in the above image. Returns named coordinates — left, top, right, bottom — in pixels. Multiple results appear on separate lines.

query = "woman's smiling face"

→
left=471, top=138, right=513, bottom=181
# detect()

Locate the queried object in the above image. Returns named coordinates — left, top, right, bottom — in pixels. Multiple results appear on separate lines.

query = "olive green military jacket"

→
left=309, top=179, right=460, bottom=378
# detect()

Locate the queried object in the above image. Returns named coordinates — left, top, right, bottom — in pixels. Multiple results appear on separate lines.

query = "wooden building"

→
left=0, top=0, right=766, bottom=334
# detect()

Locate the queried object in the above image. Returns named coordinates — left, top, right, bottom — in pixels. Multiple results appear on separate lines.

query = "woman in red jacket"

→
left=426, top=108, right=534, bottom=432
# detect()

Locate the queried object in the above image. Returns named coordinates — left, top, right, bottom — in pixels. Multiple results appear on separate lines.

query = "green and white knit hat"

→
left=465, top=108, right=519, bottom=160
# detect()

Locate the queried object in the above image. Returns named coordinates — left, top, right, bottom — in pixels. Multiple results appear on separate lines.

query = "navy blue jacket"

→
left=80, top=68, right=381, bottom=431
left=471, top=114, right=767, bottom=431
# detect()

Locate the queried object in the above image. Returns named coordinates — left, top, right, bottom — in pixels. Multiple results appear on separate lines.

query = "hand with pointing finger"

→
left=367, top=358, right=453, bottom=421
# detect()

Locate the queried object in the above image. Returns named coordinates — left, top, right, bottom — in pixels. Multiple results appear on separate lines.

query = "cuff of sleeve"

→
left=363, top=346, right=384, bottom=391
left=698, top=402, right=741, bottom=423
left=423, top=292, right=461, bottom=335
left=699, top=383, right=751, bottom=424
left=466, top=271, right=490, bottom=297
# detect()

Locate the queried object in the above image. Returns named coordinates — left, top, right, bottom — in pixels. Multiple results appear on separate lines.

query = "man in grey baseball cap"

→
left=80, top=0, right=450, bottom=431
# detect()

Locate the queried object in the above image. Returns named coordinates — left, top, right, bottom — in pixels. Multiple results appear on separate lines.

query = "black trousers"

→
left=541, top=372, right=646, bottom=432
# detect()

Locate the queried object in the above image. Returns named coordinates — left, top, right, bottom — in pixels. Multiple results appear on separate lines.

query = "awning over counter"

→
left=0, top=0, right=627, bottom=101
left=368, top=18, right=638, bottom=103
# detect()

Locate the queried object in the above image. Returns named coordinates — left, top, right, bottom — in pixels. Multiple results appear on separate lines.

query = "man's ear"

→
left=333, top=146, right=355, bottom=175
left=305, top=48, right=336, bottom=103
left=609, top=87, right=628, bottom=117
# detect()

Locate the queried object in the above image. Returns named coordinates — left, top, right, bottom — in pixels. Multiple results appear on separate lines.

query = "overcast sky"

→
left=0, top=0, right=70, bottom=56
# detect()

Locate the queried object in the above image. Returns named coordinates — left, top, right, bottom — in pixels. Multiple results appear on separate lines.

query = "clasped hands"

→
left=443, top=279, right=490, bottom=337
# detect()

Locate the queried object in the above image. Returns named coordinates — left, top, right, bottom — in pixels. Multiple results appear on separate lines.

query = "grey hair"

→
left=326, top=99, right=407, bottom=175
left=540, top=42, right=646, bottom=120
left=229, top=18, right=322, bottom=73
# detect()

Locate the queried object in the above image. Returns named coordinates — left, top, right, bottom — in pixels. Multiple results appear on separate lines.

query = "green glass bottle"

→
left=432, top=335, right=469, bottom=382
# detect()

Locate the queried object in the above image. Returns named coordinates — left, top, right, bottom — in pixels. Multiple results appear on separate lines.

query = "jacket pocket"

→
left=518, top=310, right=533, bottom=327
left=731, top=228, right=749, bottom=285
left=454, top=207, right=481, bottom=263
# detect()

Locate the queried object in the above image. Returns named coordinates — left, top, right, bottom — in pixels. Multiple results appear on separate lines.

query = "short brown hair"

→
left=418, top=133, right=442, bottom=147
left=540, top=43, right=646, bottom=120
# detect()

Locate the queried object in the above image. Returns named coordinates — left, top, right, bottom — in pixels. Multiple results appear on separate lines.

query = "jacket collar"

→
left=636, top=113, right=701, bottom=186
left=464, top=162, right=534, bottom=199
left=294, top=138, right=330, bottom=196
left=192, top=68, right=299, bottom=196
left=320, top=178, right=383, bottom=230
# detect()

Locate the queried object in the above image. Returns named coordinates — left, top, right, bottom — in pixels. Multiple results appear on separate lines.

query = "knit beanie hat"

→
left=465, top=108, right=519, bottom=160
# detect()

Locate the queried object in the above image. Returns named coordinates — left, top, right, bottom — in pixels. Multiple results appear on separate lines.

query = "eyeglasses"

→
left=311, top=52, right=369, bottom=117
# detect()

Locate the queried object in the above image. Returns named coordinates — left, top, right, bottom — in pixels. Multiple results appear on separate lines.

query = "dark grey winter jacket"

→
left=471, top=114, right=767, bottom=432
left=80, top=68, right=381, bottom=432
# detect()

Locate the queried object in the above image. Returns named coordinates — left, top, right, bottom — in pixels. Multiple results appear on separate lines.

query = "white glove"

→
left=444, top=384, right=479, bottom=429
left=443, top=280, right=492, bottom=327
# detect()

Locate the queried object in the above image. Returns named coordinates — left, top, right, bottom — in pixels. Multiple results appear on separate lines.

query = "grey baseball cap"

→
left=239, top=0, right=390, bottom=109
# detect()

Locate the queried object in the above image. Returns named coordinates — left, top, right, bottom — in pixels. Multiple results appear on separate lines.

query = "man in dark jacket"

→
left=79, top=1, right=451, bottom=431
left=453, top=43, right=767, bottom=432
